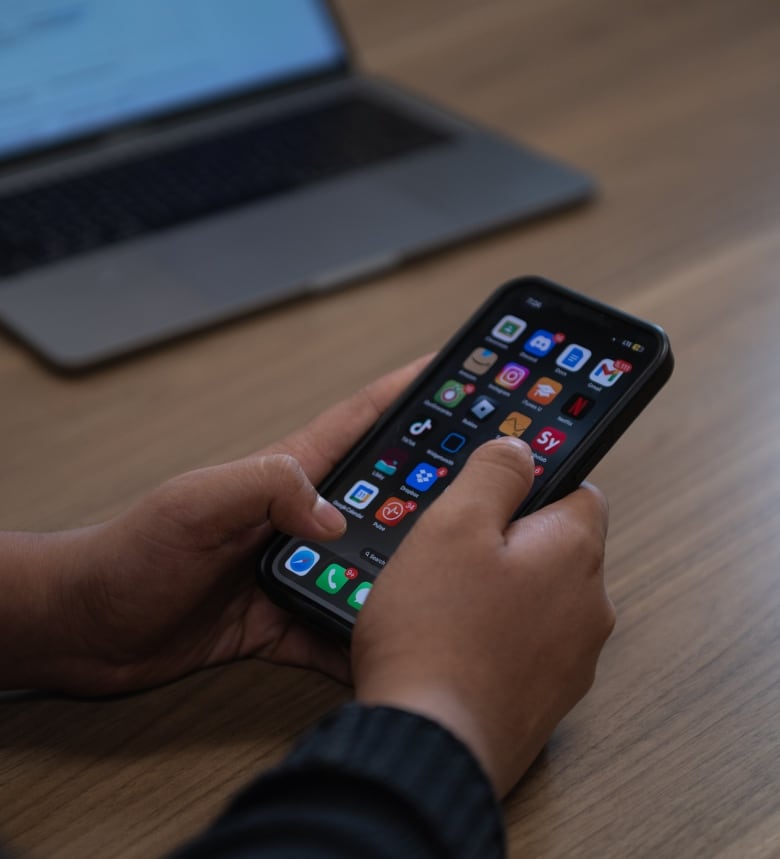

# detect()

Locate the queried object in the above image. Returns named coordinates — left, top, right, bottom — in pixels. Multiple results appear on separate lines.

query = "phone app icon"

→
left=408, top=416, right=436, bottom=437
left=440, top=432, right=467, bottom=454
left=531, top=426, right=567, bottom=455
left=284, top=546, right=320, bottom=577
left=556, top=344, right=592, bottom=372
left=589, top=358, right=625, bottom=387
left=470, top=396, right=497, bottom=421
left=375, top=496, right=417, bottom=526
left=561, top=393, right=595, bottom=420
left=499, top=412, right=532, bottom=438
left=434, top=379, right=471, bottom=408
left=523, top=329, right=557, bottom=357
left=374, top=447, right=408, bottom=476
left=494, top=362, right=530, bottom=391
left=491, top=315, right=527, bottom=343
left=463, top=347, right=498, bottom=375
left=316, top=563, right=358, bottom=594
left=405, top=462, right=443, bottom=492
left=344, top=480, right=379, bottom=510
left=527, top=377, right=563, bottom=405
left=348, top=582, right=373, bottom=611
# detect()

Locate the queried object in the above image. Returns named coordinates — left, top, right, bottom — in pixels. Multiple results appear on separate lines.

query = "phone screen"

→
left=261, top=278, right=671, bottom=630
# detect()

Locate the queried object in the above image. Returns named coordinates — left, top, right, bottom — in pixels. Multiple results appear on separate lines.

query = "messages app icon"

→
left=348, top=583, right=373, bottom=611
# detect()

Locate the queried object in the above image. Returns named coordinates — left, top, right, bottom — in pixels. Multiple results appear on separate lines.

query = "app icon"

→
left=440, top=432, right=467, bottom=454
left=463, top=347, right=498, bottom=375
left=531, top=427, right=567, bottom=454
left=499, top=412, right=532, bottom=438
left=405, top=462, right=442, bottom=492
left=561, top=393, right=595, bottom=420
left=527, top=377, right=563, bottom=405
left=491, top=315, right=527, bottom=343
left=344, top=480, right=379, bottom=509
left=348, top=582, right=373, bottom=611
left=523, top=329, right=558, bottom=357
left=316, top=563, right=358, bottom=594
left=284, top=546, right=320, bottom=577
left=470, top=396, right=497, bottom=421
left=556, top=344, right=592, bottom=372
left=494, top=362, right=530, bottom=391
left=434, top=380, right=471, bottom=408
left=374, top=447, right=408, bottom=476
left=408, top=416, right=436, bottom=437
left=375, top=496, right=417, bottom=526
left=589, top=358, right=625, bottom=387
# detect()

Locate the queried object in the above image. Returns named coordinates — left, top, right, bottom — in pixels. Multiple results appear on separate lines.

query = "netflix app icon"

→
left=561, top=393, right=595, bottom=420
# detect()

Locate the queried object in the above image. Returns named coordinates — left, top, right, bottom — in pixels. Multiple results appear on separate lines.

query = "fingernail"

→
left=500, top=437, right=531, bottom=454
left=313, top=497, right=347, bottom=534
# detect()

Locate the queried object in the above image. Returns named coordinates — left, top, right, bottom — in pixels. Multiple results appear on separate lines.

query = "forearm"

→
left=170, top=704, right=505, bottom=859
left=0, top=529, right=92, bottom=691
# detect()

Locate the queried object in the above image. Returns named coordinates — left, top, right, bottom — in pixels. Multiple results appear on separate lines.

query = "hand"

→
left=1, top=357, right=430, bottom=696
left=352, top=437, right=614, bottom=797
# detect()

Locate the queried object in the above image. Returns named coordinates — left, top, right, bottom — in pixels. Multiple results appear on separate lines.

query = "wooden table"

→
left=2, top=1, right=780, bottom=856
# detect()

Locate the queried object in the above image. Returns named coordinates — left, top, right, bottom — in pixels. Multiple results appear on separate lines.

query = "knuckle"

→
left=137, top=469, right=208, bottom=535
left=602, top=598, right=617, bottom=640
left=255, top=453, right=306, bottom=493
left=569, top=515, right=607, bottom=566
left=151, top=469, right=201, bottom=513
left=354, top=379, right=386, bottom=422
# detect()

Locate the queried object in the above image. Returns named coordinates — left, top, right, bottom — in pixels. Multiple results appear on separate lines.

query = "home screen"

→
left=269, top=283, right=662, bottom=624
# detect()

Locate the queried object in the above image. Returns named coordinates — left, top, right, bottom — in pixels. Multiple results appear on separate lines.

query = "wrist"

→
left=0, top=527, right=100, bottom=692
left=355, top=675, right=502, bottom=795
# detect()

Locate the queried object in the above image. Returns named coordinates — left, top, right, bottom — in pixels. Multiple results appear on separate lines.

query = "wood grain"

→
left=2, top=1, right=780, bottom=856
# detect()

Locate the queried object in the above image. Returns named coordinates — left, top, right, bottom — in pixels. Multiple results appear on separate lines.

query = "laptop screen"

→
left=0, top=0, right=347, bottom=162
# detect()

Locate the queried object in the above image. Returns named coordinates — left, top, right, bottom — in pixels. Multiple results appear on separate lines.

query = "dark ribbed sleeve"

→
left=169, top=703, right=505, bottom=859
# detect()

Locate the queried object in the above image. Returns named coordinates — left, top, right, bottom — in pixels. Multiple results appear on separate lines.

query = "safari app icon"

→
left=285, top=546, right=320, bottom=576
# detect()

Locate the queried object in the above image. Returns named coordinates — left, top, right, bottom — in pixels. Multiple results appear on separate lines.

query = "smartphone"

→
left=258, top=276, right=673, bottom=639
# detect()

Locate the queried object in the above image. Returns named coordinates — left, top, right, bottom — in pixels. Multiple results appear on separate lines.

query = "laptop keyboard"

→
left=0, top=96, right=451, bottom=279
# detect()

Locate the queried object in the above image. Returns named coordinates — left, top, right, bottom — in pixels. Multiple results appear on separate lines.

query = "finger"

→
left=162, top=454, right=347, bottom=545
left=254, top=620, right=353, bottom=685
left=434, top=437, right=536, bottom=531
left=265, top=354, right=433, bottom=483
left=508, top=481, right=609, bottom=547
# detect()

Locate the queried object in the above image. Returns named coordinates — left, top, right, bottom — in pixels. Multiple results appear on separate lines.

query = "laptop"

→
left=0, top=1, right=594, bottom=371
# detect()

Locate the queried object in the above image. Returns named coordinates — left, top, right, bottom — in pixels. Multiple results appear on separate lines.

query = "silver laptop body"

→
left=0, top=1, right=593, bottom=370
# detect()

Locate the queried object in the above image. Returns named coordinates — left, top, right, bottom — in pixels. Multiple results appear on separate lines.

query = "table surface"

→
left=2, top=1, right=780, bottom=857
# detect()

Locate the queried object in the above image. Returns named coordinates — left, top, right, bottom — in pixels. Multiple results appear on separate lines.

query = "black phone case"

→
left=257, top=276, right=674, bottom=639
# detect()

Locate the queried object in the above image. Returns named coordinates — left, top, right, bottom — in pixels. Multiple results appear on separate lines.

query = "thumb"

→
left=437, top=437, right=535, bottom=530
left=156, top=454, right=346, bottom=545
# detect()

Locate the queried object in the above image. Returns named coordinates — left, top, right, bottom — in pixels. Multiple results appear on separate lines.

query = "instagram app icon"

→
left=494, top=362, right=530, bottom=391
